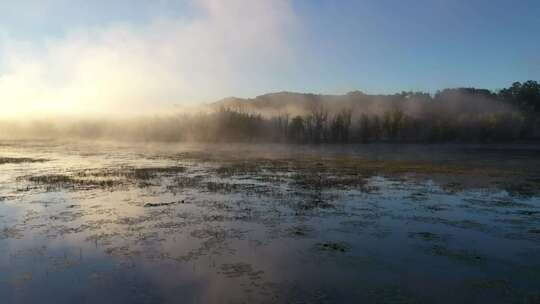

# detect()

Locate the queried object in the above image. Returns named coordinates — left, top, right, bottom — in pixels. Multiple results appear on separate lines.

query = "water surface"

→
left=1, top=141, right=539, bottom=303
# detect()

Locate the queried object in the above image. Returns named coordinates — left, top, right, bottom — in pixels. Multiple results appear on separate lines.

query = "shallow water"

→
left=1, top=140, right=539, bottom=303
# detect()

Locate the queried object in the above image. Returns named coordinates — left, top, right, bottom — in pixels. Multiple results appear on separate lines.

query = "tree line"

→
left=1, top=81, right=539, bottom=143
left=173, top=80, right=540, bottom=143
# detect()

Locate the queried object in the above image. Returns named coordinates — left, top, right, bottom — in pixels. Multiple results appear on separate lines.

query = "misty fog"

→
left=1, top=82, right=538, bottom=143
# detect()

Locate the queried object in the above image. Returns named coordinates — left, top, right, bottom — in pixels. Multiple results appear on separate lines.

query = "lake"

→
left=1, top=140, right=539, bottom=303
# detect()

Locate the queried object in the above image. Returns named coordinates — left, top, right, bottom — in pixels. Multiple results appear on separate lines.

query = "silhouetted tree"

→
left=288, top=116, right=305, bottom=143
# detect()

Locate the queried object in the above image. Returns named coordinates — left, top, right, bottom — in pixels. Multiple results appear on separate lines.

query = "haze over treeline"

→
left=1, top=80, right=539, bottom=144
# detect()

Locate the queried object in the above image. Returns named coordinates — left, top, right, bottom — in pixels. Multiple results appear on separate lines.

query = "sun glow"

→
left=0, top=0, right=296, bottom=119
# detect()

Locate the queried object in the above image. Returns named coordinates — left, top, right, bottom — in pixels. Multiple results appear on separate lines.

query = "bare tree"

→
left=310, top=103, right=328, bottom=144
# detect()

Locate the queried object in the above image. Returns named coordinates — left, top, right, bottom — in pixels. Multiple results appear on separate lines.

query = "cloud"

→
left=0, top=0, right=298, bottom=118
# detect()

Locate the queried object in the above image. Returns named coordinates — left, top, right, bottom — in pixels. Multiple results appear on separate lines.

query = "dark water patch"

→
left=205, top=181, right=241, bottom=193
left=502, top=182, right=540, bottom=198
left=143, top=200, right=184, bottom=208
left=410, top=216, right=489, bottom=233
left=215, top=162, right=264, bottom=177
left=340, top=219, right=376, bottom=230
left=115, top=215, right=154, bottom=226
left=43, top=224, right=94, bottom=237
left=166, top=175, right=204, bottom=192
left=153, top=221, right=187, bottom=230
left=0, top=226, right=23, bottom=239
left=291, top=171, right=374, bottom=192
left=295, top=197, right=335, bottom=212
left=133, top=166, right=185, bottom=176
left=457, top=277, right=540, bottom=303
left=464, top=278, right=512, bottom=294
left=105, top=245, right=141, bottom=257
left=159, top=151, right=214, bottom=161
left=49, top=210, right=85, bottom=222
left=219, top=262, right=264, bottom=279
left=407, top=191, right=430, bottom=202
left=85, top=232, right=120, bottom=246
left=202, top=214, right=227, bottom=222
left=463, top=198, right=530, bottom=209
left=190, top=227, right=247, bottom=240
left=408, top=231, right=449, bottom=242
left=514, top=210, right=540, bottom=216
left=204, top=181, right=275, bottom=197
left=0, top=195, right=17, bottom=202
left=174, top=227, right=247, bottom=263
left=283, top=225, right=316, bottom=239
left=315, top=242, right=350, bottom=253
left=441, top=181, right=465, bottom=193
left=427, top=244, right=485, bottom=264
left=366, top=285, right=427, bottom=304
left=424, top=204, right=451, bottom=212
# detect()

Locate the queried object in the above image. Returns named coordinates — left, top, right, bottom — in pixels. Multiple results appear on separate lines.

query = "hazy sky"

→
left=0, top=0, right=539, bottom=116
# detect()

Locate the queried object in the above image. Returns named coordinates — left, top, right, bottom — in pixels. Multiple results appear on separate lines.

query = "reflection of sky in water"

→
left=0, top=141, right=539, bottom=303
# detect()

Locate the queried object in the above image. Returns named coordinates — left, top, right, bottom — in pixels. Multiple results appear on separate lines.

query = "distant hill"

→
left=209, top=91, right=405, bottom=116
left=207, top=87, right=521, bottom=120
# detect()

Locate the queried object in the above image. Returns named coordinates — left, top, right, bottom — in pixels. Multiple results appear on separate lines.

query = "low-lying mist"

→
left=2, top=82, right=539, bottom=143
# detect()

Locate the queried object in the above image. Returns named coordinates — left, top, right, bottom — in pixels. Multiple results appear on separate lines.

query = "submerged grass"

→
left=22, top=166, right=187, bottom=191
left=0, top=157, right=48, bottom=165
left=26, top=174, right=122, bottom=191
left=75, top=166, right=186, bottom=180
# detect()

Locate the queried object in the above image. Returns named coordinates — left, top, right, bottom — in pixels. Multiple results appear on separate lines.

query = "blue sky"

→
left=0, top=0, right=539, bottom=115
left=291, top=0, right=540, bottom=93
